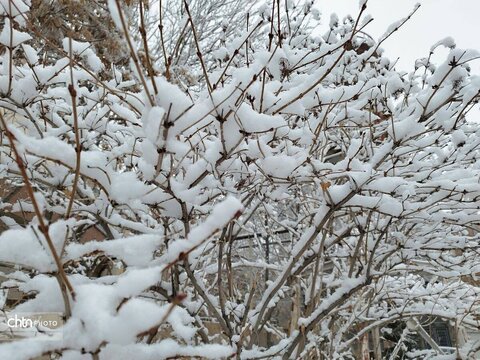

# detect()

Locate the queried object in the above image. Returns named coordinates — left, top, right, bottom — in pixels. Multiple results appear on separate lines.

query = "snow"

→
left=0, top=289, right=6, bottom=308
left=1, top=1, right=480, bottom=359
left=143, top=106, right=165, bottom=143
left=62, top=38, right=104, bottom=72
left=431, top=37, right=456, bottom=52
left=21, top=44, right=38, bottom=64
left=159, top=196, right=243, bottom=264
left=0, top=228, right=55, bottom=272
left=107, top=0, right=123, bottom=31
left=110, top=172, right=151, bottom=204
left=66, top=235, right=162, bottom=267
left=388, top=114, right=425, bottom=141
left=451, top=129, right=467, bottom=147
left=0, top=18, right=31, bottom=47
left=236, top=103, right=286, bottom=133
left=100, top=341, right=233, bottom=360
left=260, top=155, right=298, bottom=178
left=298, top=277, right=365, bottom=327
left=16, top=275, right=66, bottom=313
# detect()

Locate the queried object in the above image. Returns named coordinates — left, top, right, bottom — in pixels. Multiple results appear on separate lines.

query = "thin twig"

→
left=65, top=37, right=82, bottom=219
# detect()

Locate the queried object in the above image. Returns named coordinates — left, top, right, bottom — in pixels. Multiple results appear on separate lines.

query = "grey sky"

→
left=316, top=0, right=479, bottom=72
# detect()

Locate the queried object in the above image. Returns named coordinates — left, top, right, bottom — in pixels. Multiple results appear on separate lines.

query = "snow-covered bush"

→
left=0, top=0, right=480, bottom=359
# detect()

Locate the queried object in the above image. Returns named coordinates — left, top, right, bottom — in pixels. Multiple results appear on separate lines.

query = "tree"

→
left=0, top=0, right=480, bottom=359
left=28, top=0, right=129, bottom=66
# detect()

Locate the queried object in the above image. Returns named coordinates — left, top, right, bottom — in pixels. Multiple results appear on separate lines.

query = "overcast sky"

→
left=316, top=0, right=479, bottom=73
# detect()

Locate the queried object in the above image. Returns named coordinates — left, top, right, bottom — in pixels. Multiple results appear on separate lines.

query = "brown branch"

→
left=139, top=0, right=159, bottom=95
left=65, top=37, right=82, bottom=219
left=113, top=0, right=154, bottom=106
left=183, top=0, right=213, bottom=93
left=0, top=113, right=75, bottom=310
